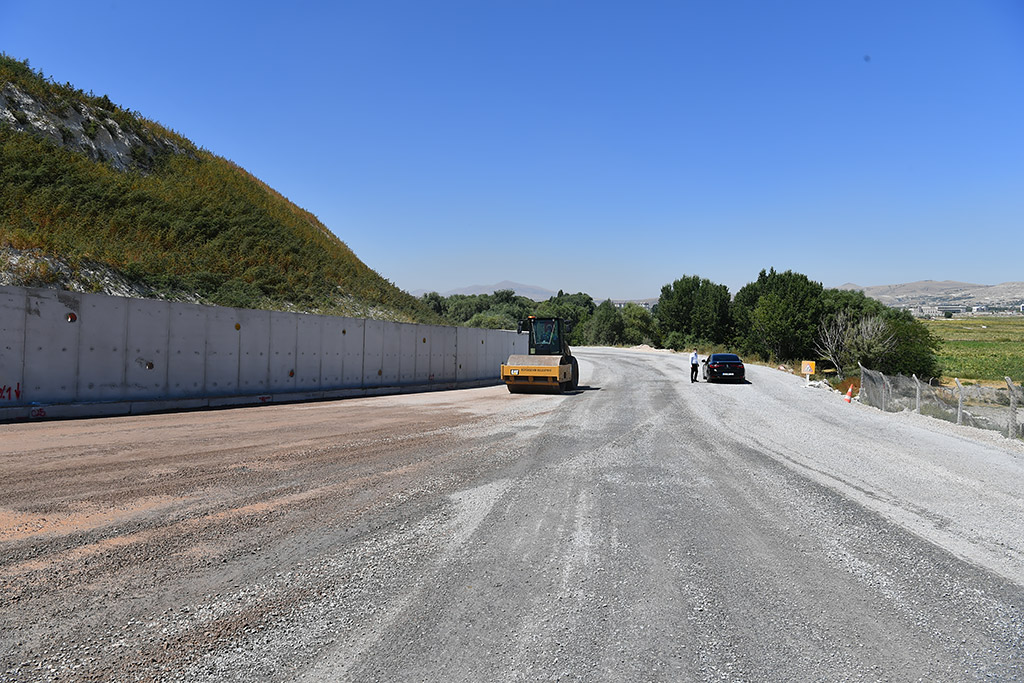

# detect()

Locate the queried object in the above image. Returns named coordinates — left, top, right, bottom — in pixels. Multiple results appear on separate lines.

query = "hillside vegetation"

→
left=0, top=54, right=436, bottom=322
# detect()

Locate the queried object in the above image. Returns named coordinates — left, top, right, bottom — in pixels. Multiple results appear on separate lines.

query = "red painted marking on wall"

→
left=0, top=383, right=22, bottom=401
left=258, top=395, right=272, bottom=403
left=30, top=407, right=47, bottom=419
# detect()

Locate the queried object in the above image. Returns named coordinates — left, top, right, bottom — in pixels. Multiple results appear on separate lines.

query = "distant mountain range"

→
left=839, top=280, right=1024, bottom=308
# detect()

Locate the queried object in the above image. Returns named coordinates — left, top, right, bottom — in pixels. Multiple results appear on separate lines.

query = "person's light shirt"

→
left=690, top=351, right=699, bottom=365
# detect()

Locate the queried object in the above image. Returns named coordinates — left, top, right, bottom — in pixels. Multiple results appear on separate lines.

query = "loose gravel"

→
left=2, top=347, right=1023, bottom=681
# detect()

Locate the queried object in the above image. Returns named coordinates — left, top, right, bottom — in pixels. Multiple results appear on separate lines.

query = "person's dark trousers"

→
left=691, top=364, right=698, bottom=382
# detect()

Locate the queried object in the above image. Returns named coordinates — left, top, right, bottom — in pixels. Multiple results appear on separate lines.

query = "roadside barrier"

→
left=0, top=286, right=521, bottom=421
left=859, top=364, right=1023, bottom=439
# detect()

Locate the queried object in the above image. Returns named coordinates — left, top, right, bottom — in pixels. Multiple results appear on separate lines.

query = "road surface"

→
left=2, top=347, right=1023, bottom=681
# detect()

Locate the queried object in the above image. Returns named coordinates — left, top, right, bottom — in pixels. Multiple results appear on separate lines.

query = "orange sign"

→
left=801, top=361, right=816, bottom=375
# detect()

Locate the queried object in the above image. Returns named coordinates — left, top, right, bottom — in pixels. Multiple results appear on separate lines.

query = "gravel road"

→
left=2, top=346, right=1023, bottom=681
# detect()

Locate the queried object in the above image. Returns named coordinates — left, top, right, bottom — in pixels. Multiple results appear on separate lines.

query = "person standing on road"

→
left=690, top=349, right=699, bottom=383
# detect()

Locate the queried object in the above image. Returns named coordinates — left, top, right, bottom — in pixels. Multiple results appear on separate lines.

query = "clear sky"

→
left=3, top=1, right=1022, bottom=300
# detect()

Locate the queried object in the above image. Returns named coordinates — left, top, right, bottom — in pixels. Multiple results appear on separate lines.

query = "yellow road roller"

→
left=500, top=317, right=579, bottom=393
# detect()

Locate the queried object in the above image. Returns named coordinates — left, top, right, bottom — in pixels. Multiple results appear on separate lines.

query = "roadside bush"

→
left=662, top=331, right=694, bottom=352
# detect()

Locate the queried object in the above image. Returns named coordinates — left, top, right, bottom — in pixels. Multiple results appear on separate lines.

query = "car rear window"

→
left=712, top=354, right=741, bottom=362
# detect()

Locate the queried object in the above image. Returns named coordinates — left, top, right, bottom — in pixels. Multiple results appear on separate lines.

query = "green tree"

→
left=620, top=303, right=659, bottom=346
left=731, top=269, right=824, bottom=360
left=466, top=312, right=516, bottom=329
left=875, top=309, right=942, bottom=378
left=815, top=289, right=892, bottom=378
left=490, top=289, right=517, bottom=306
left=586, top=300, right=624, bottom=345
left=750, top=292, right=790, bottom=361
left=421, top=291, right=446, bottom=317
left=535, top=291, right=596, bottom=344
left=844, top=314, right=897, bottom=371
left=656, top=275, right=731, bottom=345
left=443, top=294, right=488, bottom=323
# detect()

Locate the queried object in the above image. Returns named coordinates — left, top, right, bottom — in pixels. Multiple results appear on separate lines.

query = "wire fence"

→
left=859, top=364, right=1023, bottom=440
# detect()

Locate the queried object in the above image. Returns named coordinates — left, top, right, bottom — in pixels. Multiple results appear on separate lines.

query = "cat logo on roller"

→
left=500, top=317, right=579, bottom=394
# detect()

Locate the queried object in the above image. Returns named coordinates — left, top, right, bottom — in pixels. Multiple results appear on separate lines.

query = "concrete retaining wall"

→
left=0, top=286, right=522, bottom=421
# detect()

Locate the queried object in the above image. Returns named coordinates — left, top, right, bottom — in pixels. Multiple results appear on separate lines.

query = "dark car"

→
left=702, top=353, right=745, bottom=382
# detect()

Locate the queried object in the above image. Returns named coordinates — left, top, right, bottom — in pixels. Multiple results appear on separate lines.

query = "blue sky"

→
left=3, top=1, right=1022, bottom=300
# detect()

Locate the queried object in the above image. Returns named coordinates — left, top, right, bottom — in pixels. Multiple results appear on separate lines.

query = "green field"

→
left=922, top=317, right=1024, bottom=382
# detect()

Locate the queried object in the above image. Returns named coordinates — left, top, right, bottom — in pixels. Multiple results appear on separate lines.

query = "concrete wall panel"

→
left=268, top=312, right=298, bottom=392
left=506, top=329, right=519, bottom=360
left=341, top=318, right=365, bottom=387
left=466, top=328, right=480, bottom=380
left=363, top=320, right=384, bottom=386
left=495, top=329, right=512, bottom=369
left=296, top=315, right=323, bottom=391
left=479, top=328, right=494, bottom=379
left=77, top=293, right=128, bottom=401
left=237, top=309, right=271, bottom=395
left=0, top=289, right=26, bottom=406
left=397, top=323, right=417, bottom=385
left=477, top=329, right=496, bottom=379
left=485, top=329, right=508, bottom=381
left=458, top=327, right=491, bottom=381
left=381, top=322, right=401, bottom=386
left=124, top=298, right=169, bottom=399
left=509, top=330, right=525, bottom=358
left=436, top=326, right=457, bottom=382
left=319, top=316, right=345, bottom=388
left=204, top=307, right=240, bottom=396
left=24, top=289, right=80, bottom=403
left=414, top=325, right=431, bottom=383
left=167, top=302, right=207, bottom=397
left=426, top=325, right=444, bottom=382
left=455, top=327, right=471, bottom=382
left=470, top=328, right=485, bottom=380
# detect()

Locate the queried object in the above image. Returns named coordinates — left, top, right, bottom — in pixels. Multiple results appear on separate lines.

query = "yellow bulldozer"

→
left=500, top=316, right=579, bottom=393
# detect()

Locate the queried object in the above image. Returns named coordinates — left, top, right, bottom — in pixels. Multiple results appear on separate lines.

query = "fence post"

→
left=859, top=363, right=866, bottom=407
left=913, top=374, right=921, bottom=414
left=955, top=378, right=964, bottom=425
left=1007, top=377, right=1018, bottom=439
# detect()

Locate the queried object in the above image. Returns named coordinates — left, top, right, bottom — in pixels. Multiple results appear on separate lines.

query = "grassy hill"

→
left=0, top=54, right=437, bottom=322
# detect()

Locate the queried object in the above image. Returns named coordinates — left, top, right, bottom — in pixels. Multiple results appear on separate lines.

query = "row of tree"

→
left=659, top=269, right=939, bottom=378
left=420, top=268, right=941, bottom=379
